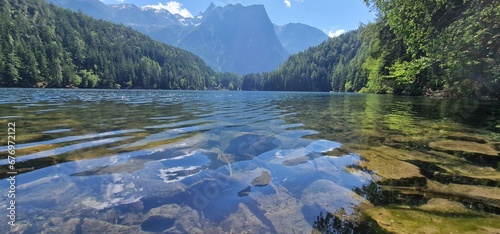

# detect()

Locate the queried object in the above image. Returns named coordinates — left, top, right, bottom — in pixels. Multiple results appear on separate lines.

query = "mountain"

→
left=0, top=0, right=240, bottom=90
left=275, top=23, right=329, bottom=54
left=45, top=0, right=111, bottom=20
left=43, top=1, right=327, bottom=75
left=178, top=4, right=289, bottom=75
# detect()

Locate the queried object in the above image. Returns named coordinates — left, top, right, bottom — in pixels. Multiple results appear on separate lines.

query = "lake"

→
left=1, top=88, right=499, bottom=233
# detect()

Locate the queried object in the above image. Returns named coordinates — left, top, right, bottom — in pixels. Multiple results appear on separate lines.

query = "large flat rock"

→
left=429, top=140, right=498, bottom=156
left=364, top=203, right=500, bottom=234
left=356, top=148, right=426, bottom=186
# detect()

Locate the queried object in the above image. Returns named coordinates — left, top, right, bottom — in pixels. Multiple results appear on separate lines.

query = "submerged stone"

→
left=224, top=133, right=280, bottom=159
left=356, top=148, right=426, bottom=186
left=220, top=203, right=274, bottom=233
left=419, top=198, right=469, bottom=213
left=82, top=218, right=142, bottom=233
left=141, top=215, right=175, bottom=232
left=301, top=179, right=371, bottom=213
left=42, top=217, right=81, bottom=234
left=425, top=181, right=500, bottom=210
left=429, top=140, right=498, bottom=157
left=252, top=171, right=271, bottom=187
left=251, top=186, right=310, bottom=233
left=364, top=202, right=500, bottom=233
left=444, top=132, right=488, bottom=144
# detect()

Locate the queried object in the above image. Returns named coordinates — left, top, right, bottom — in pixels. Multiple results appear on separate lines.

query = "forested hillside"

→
left=242, top=29, right=368, bottom=92
left=0, top=0, right=240, bottom=89
left=243, top=0, right=499, bottom=97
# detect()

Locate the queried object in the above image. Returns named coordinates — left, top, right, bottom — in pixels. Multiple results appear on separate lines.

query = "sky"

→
left=99, top=0, right=376, bottom=37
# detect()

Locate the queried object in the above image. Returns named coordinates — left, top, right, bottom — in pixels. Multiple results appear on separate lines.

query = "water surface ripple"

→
left=0, top=89, right=371, bottom=233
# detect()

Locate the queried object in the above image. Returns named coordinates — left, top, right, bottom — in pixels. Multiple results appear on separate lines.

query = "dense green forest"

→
left=243, top=0, right=499, bottom=97
left=242, top=29, right=369, bottom=92
left=0, top=0, right=240, bottom=89
left=1, top=0, right=497, bottom=97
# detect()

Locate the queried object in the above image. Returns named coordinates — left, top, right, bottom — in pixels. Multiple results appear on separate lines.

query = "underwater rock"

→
left=429, top=140, right=498, bottom=157
left=141, top=203, right=202, bottom=233
left=364, top=202, right=500, bottom=233
left=173, top=205, right=203, bottom=233
left=252, top=171, right=271, bottom=187
left=301, top=179, right=371, bottom=214
left=136, top=178, right=186, bottom=198
left=42, top=217, right=81, bottom=234
left=356, top=148, right=426, bottom=186
left=141, top=215, right=176, bottom=232
left=224, top=133, right=280, bottom=160
left=141, top=204, right=179, bottom=232
left=444, top=132, right=488, bottom=144
left=282, top=155, right=310, bottom=166
left=419, top=198, right=469, bottom=213
left=220, top=203, right=274, bottom=233
left=18, top=178, right=78, bottom=208
left=425, top=181, right=500, bottom=210
left=82, top=218, right=143, bottom=233
left=119, top=212, right=143, bottom=226
left=250, top=186, right=310, bottom=233
left=147, top=203, right=181, bottom=217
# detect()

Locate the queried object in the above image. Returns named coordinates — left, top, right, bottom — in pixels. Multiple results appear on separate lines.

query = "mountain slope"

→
left=45, top=0, right=111, bottom=20
left=0, top=0, right=240, bottom=89
left=178, top=4, right=289, bottom=75
left=242, top=28, right=369, bottom=92
left=275, top=23, right=329, bottom=54
left=42, top=1, right=329, bottom=76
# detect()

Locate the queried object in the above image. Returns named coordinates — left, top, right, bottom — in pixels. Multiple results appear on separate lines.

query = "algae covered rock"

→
left=364, top=199, right=500, bottom=234
left=356, top=148, right=426, bottom=186
left=429, top=140, right=498, bottom=156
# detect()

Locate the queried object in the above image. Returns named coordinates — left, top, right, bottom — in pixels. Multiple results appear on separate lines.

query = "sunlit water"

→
left=0, top=88, right=499, bottom=233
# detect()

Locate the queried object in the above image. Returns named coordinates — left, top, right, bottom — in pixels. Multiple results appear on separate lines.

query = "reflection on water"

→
left=0, top=88, right=499, bottom=233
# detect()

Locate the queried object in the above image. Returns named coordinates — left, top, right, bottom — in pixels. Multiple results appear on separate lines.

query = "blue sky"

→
left=100, top=0, right=376, bottom=37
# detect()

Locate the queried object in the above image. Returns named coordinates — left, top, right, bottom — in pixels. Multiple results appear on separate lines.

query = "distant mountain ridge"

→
left=179, top=4, right=289, bottom=75
left=45, top=0, right=329, bottom=75
left=275, top=23, right=329, bottom=54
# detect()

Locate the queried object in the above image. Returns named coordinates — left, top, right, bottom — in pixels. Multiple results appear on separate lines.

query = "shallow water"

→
left=0, top=88, right=499, bottom=233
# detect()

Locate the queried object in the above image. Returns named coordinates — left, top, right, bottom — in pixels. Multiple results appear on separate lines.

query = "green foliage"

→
left=242, top=0, right=498, bottom=96
left=386, top=57, right=431, bottom=86
left=242, top=29, right=368, bottom=92
left=0, top=0, right=241, bottom=90
left=365, top=0, right=500, bottom=97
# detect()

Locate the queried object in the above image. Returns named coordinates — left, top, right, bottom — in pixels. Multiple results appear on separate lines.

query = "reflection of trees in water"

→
left=312, top=210, right=384, bottom=234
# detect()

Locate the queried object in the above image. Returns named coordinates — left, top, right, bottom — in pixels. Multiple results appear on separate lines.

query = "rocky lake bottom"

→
left=0, top=89, right=499, bottom=233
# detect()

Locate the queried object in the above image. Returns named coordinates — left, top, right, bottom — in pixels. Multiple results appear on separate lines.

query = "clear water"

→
left=0, top=88, right=499, bottom=233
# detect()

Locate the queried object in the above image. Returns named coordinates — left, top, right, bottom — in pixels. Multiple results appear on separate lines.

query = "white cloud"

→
left=284, top=0, right=303, bottom=8
left=328, top=29, right=345, bottom=38
left=143, top=1, right=193, bottom=18
left=284, top=0, right=291, bottom=7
